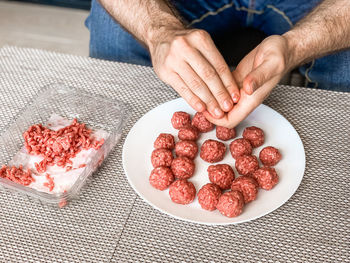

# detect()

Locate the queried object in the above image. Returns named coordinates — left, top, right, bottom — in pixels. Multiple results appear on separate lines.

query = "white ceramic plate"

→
left=123, top=98, right=305, bottom=225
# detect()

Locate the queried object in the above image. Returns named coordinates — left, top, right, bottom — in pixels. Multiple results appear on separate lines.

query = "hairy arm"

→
left=98, top=0, right=240, bottom=118
left=205, top=0, right=350, bottom=127
left=284, top=0, right=350, bottom=69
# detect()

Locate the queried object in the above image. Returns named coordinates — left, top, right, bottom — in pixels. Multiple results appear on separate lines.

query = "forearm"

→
left=283, top=0, right=350, bottom=68
left=98, top=0, right=184, bottom=48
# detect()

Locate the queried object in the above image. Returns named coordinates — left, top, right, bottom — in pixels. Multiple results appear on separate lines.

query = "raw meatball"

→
left=191, top=112, right=215, bottom=133
left=197, top=183, right=222, bottom=211
left=169, top=179, right=196, bottom=205
left=207, top=164, right=235, bottom=190
left=149, top=167, right=174, bottom=190
left=171, top=156, right=195, bottom=179
left=171, top=111, right=191, bottom=129
left=216, top=126, right=236, bottom=141
left=259, top=146, right=282, bottom=166
left=235, top=155, right=259, bottom=176
left=151, top=148, right=173, bottom=168
left=216, top=190, right=244, bottom=218
left=200, top=139, right=226, bottom=163
left=231, top=176, right=259, bottom=203
left=175, top=140, right=198, bottom=160
left=154, top=133, right=175, bottom=150
left=229, top=138, right=252, bottom=159
left=243, top=126, right=265, bottom=148
left=178, top=126, right=199, bottom=141
left=253, top=166, right=279, bottom=190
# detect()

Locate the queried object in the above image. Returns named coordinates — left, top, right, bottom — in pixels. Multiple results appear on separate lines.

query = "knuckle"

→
left=214, top=88, right=228, bottom=100
left=193, top=29, right=209, bottom=40
left=188, top=78, right=202, bottom=92
left=172, top=36, right=188, bottom=50
left=201, top=66, right=216, bottom=80
left=215, top=63, right=228, bottom=75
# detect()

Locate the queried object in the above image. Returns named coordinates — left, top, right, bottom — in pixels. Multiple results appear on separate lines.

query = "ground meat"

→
left=216, top=190, right=244, bottom=218
left=231, top=176, right=259, bottom=203
left=149, top=166, right=174, bottom=190
left=229, top=138, right=252, bottom=159
left=207, top=164, right=235, bottom=190
left=171, top=111, right=191, bottom=129
left=154, top=133, right=175, bottom=150
left=191, top=112, right=215, bottom=133
left=169, top=179, right=196, bottom=205
left=200, top=139, right=226, bottom=163
left=171, top=156, right=195, bottom=179
left=252, top=166, right=279, bottom=190
left=197, top=183, right=222, bottom=211
left=151, top=148, right=173, bottom=168
left=0, top=165, right=34, bottom=186
left=23, top=119, right=104, bottom=173
left=235, top=155, right=259, bottom=176
left=216, top=126, right=236, bottom=141
left=43, top=173, right=55, bottom=191
left=178, top=126, right=199, bottom=141
left=243, top=126, right=265, bottom=148
left=259, top=146, right=282, bottom=166
left=175, top=140, right=198, bottom=159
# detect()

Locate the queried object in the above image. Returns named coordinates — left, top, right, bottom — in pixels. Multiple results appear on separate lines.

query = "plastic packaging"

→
left=0, top=84, right=129, bottom=207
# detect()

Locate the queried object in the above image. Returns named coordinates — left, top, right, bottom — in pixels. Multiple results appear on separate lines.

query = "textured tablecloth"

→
left=0, top=46, right=348, bottom=263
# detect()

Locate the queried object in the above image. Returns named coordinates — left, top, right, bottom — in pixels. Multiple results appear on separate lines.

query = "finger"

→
left=175, top=62, right=224, bottom=118
left=167, top=72, right=206, bottom=112
left=243, top=57, right=280, bottom=95
left=233, top=46, right=258, bottom=87
left=182, top=49, right=233, bottom=112
left=189, top=32, right=241, bottom=104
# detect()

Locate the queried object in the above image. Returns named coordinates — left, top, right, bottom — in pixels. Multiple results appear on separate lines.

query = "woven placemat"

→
left=0, top=46, right=349, bottom=263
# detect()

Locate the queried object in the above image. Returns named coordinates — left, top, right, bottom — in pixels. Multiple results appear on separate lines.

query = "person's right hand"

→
left=148, top=28, right=240, bottom=118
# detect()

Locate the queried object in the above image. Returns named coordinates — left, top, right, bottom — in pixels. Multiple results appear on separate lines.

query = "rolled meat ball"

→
left=154, top=133, right=175, bottom=150
left=200, top=139, right=226, bottom=163
left=216, top=126, right=236, bottom=141
left=175, top=140, right=198, bottom=160
left=207, top=164, right=235, bottom=190
left=151, top=148, right=173, bottom=168
left=231, top=176, right=259, bottom=203
left=252, top=166, right=279, bottom=190
left=216, top=190, right=245, bottom=218
left=243, top=126, right=265, bottom=148
left=171, top=111, right=191, bottom=129
left=191, top=112, right=215, bottom=133
left=178, top=126, right=199, bottom=141
left=229, top=138, right=252, bottom=159
left=235, top=155, right=259, bottom=176
left=171, top=156, right=195, bottom=179
left=149, top=167, right=174, bottom=190
left=197, top=183, right=222, bottom=211
left=169, top=179, right=196, bottom=205
left=259, top=146, right=282, bottom=166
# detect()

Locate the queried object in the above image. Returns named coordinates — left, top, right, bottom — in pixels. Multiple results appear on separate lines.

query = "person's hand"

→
left=203, top=35, right=294, bottom=128
left=148, top=28, right=240, bottom=118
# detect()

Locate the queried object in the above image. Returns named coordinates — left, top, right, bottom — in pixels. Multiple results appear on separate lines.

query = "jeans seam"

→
left=304, top=59, right=318, bottom=88
left=188, top=1, right=236, bottom=27
left=265, top=4, right=293, bottom=27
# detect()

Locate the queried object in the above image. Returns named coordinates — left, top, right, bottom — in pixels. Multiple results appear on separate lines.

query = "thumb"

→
left=243, top=59, right=279, bottom=95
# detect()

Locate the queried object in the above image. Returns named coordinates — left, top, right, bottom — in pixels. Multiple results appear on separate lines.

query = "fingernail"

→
left=232, top=93, right=240, bottom=103
left=195, top=102, right=204, bottom=112
left=214, top=107, right=223, bottom=117
left=223, top=100, right=232, bottom=111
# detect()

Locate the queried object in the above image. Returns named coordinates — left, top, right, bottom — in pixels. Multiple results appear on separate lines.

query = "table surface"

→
left=0, top=46, right=349, bottom=263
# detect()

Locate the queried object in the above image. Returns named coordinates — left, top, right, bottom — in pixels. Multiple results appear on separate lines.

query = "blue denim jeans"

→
left=85, top=0, right=350, bottom=92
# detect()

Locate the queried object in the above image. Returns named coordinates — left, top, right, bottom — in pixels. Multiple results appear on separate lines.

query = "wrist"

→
left=282, top=31, right=304, bottom=69
left=145, top=21, right=184, bottom=52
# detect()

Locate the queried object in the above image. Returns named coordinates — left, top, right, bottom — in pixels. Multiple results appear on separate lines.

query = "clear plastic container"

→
left=0, top=84, right=129, bottom=207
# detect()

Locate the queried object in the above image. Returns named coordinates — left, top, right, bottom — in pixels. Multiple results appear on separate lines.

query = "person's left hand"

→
left=203, top=35, right=294, bottom=128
